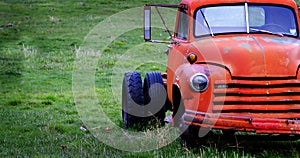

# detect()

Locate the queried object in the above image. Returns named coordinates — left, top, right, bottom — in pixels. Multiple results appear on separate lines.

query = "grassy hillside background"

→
left=1, top=0, right=300, bottom=157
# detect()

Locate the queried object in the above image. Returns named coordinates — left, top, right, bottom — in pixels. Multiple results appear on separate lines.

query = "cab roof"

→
left=181, top=0, right=298, bottom=11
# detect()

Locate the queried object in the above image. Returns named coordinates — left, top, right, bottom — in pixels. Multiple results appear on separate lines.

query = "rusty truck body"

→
left=122, top=0, right=300, bottom=147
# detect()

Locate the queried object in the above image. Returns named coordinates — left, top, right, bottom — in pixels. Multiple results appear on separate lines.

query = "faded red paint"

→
left=165, top=0, right=300, bottom=134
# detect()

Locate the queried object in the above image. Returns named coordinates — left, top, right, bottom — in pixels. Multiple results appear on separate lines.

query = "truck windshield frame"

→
left=194, top=3, right=298, bottom=38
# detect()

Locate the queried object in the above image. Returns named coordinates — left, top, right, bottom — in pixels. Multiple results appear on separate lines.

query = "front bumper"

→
left=184, top=110, right=300, bottom=134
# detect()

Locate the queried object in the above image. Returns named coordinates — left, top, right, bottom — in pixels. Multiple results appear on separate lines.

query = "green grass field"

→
left=1, top=0, right=300, bottom=157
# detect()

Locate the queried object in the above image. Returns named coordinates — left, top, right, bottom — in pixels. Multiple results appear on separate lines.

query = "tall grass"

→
left=1, top=0, right=300, bottom=157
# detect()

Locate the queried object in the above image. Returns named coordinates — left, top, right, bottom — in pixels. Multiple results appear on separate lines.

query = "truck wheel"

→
left=143, top=72, right=166, bottom=126
left=122, top=72, right=144, bottom=129
left=183, top=125, right=200, bottom=148
left=183, top=125, right=212, bottom=149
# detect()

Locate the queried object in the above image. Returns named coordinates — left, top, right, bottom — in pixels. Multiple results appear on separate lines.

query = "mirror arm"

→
left=145, top=4, right=187, bottom=10
left=155, top=7, right=173, bottom=40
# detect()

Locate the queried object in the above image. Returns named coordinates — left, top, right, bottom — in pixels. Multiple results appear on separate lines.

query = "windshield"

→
left=195, top=4, right=298, bottom=37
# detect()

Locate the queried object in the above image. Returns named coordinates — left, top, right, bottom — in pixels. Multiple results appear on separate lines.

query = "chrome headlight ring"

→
left=190, top=73, right=209, bottom=92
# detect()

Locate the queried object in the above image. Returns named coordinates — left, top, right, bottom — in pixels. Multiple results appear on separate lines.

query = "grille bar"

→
left=211, top=112, right=300, bottom=119
left=214, top=88, right=300, bottom=96
left=214, top=96, right=300, bottom=104
left=214, top=105, right=300, bottom=111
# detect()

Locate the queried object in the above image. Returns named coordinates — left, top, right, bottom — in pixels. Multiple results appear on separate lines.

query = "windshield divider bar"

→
left=245, top=3, right=250, bottom=33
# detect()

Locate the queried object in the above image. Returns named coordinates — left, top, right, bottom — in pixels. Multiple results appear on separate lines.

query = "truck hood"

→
left=192, top=35, right=300, bottom=77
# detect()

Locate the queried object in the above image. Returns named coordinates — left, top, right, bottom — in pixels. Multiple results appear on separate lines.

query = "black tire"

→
left=185, top=125, right=200, bottom=148
left=183, top=125, right=212, bottom=149
left=122, top=72, right=144, bottom=129
left=143, top=72, right=166, bottom=126
left=181, top=125, right=202, bottom=149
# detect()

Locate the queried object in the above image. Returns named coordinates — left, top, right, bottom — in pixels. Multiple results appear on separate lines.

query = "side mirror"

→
left=144, top=6, right=151, bottom=41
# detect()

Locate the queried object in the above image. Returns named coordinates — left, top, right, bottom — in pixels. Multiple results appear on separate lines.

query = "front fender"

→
left=174, top=63, right=230, bottom=113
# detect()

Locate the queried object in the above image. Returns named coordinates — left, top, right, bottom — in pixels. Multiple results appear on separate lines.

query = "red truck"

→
left=122, top=0, right=300, bottom=147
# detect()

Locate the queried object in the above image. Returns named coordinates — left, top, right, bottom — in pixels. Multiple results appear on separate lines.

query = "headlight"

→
left=190, top=73, right=209, bottom=92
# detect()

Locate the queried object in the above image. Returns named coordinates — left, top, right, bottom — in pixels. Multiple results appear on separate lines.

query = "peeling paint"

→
left=260, top=36, right=298, bottom=45
left=215, top=38, right=230, bottom=42
left=239, top=43, right=252, bottom=52
left=223, top=47, right=231, bottom=54
left=285, top=58, right=290, bottom=67
left=233, top=37, right=254, bottom=41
